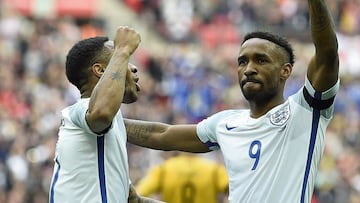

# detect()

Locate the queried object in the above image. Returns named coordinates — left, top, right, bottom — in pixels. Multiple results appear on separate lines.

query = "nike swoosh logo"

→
left=226, top=124, right=236, bottom=131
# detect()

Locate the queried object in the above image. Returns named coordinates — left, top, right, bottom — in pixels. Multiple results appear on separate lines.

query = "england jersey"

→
left=197, top=78, right=339, bottom=203
left=49, top=98, right=130, bottom=203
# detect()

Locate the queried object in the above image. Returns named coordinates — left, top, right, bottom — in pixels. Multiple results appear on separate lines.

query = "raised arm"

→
left=86, top=27, right=141, bottom=133
left=307, top=0, right=339, bottom=92
left=125, top=119, right=210, bottom=153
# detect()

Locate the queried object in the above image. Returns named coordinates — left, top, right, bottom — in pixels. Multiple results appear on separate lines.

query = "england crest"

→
left=270, top=104, right=290, bottom=126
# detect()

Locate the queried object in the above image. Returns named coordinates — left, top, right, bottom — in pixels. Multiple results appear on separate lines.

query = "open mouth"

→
left=134, top=77, right=140, bottom=91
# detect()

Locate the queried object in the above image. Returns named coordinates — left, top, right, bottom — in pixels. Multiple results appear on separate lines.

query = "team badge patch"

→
left=270, top=104, right=290, bottom=126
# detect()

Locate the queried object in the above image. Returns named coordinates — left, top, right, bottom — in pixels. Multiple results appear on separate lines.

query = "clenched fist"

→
left=114, top=26, right=141, bottom=56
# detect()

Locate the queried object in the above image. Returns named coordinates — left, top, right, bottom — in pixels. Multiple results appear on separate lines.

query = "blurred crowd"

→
left=0, top=0, right=360, bottom=202
left=123, top=0, right=360, bottom=42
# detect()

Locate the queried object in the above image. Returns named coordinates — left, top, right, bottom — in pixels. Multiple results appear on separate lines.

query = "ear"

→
left=280, top=63, right=292, bottom=80
left=91, top=63, right=105, bottom=78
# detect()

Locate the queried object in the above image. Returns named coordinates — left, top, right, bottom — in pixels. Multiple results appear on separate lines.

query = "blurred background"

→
left=0, top=0, right=359, bottom=202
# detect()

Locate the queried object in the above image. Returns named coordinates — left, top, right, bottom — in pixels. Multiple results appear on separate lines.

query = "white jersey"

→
left=197, top=78, right=339, bottom=203
left=49, top=98, right=130, bottom=203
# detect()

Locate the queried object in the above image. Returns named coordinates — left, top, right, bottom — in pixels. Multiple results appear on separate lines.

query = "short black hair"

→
left=242, top=31, right=295, bottom=66
left=65, top=36, right=109, bottom=90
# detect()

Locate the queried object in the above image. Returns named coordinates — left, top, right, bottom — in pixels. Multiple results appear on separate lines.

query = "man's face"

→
left=237, top=38, right=286, bottom=103
left=123, top=63, right=140, bottom=104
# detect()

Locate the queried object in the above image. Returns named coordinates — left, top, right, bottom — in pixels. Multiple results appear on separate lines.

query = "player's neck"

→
left=248, top=97, right=285, bottom=118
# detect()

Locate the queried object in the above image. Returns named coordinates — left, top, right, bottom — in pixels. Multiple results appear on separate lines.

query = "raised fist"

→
left=114, top=26, right=141, bottom=55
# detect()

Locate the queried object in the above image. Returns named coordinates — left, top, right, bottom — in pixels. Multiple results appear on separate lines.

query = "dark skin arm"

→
left=125, top=119, right=210, bottom=153
left=307, top=0, right=339, bottom=92
left=128, top=184, right=166, bottom=203
left=86, top=27, right=141, bottom=133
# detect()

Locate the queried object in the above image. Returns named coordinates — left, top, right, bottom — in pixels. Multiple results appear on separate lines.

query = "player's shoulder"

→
left=198, top=109, right=249, bottom=128
left=212, top=109, right=248, bottom=118
left=62, top=98, right=88, bottom=113
left=60, top=98, right=89, bottom=123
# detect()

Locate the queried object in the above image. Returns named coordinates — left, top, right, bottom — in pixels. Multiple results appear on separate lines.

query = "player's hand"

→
left=128, top=185, right=167, bottom=203
left=114, top=26, right=141, bottom=55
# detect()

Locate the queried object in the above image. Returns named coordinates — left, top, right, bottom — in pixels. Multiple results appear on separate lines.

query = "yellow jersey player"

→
left=136, top=152, right=228, bottom=203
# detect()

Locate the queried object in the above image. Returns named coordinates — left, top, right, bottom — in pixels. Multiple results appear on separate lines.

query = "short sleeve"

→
left=304, top=77, right=339, bottom=102
left=196, top=110, right=234, bottom=151
left=291, top=77, right=340, bottom=119
left=68, top=99, right=99, bottom=136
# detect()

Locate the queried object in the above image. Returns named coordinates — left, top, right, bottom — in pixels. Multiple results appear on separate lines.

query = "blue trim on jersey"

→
left=300, top=92, right=321, bottom=203
left=205, top=141, right=220, bottom=150
left=97, top=136, right=107, bottom=203
left=49, top=158, right=60, bottom=203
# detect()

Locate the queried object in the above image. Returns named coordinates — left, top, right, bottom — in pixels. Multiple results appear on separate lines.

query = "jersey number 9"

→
left=249, top=140, right=262, bottom=170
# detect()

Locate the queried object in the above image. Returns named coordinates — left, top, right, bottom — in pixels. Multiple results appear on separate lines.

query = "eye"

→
left=258, top=58, right=267, bottom=64
left=238, top=58, right=247, bottom=66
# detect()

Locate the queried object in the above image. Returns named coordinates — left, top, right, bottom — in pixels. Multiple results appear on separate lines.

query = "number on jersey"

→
left=249, top=140, right=262, bottom=170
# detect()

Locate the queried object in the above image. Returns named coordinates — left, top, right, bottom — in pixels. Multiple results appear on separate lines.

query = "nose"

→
left=130, top=65, right=138, bottom=73
left=243, top=63, right=257, bottom=77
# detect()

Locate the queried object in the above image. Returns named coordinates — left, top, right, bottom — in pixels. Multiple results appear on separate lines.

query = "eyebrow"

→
left=238, top=53, right=270, bottom=63
left=254, top=53, right=269, bottom=59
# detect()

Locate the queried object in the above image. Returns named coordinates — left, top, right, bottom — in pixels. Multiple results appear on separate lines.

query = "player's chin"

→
left=241, top=88, right=258, bottom=100
left=123, top=91, right=139, bottom=104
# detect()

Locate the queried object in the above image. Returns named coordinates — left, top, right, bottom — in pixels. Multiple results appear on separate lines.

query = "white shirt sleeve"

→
left=68, top=99, right=101, bottom=136
left=196, top=110, right=235, bottom=150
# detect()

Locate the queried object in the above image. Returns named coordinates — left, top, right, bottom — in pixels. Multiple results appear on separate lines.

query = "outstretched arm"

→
left=307, top=0, right=339, bottom=92
left=125, top=119, right=210, bottom=153
left=128, top=185, right=166, bottom=203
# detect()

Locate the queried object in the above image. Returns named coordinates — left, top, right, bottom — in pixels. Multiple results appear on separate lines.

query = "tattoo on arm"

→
left=88, top=70, right=123, bottom=110
left=127, top=124, right=154, bottom=143
left=110, top=71, right=123, bottom=80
